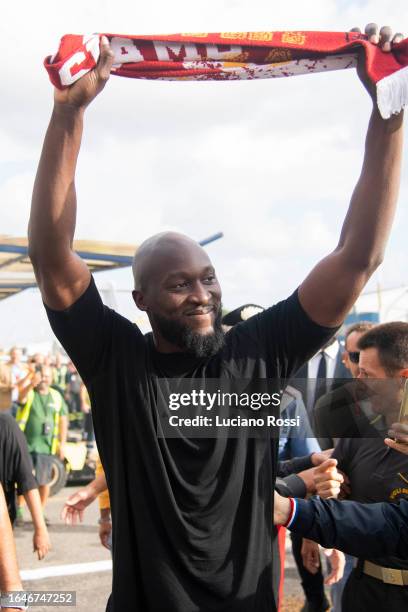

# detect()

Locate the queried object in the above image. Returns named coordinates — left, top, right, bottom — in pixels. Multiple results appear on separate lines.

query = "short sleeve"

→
left=60, top=397, right=68, bottom=417
left=233, top=289, right=339, bottom=380
left=7, top=417, right=37, bottom=494
left=45, top=276, right=115, bottom=384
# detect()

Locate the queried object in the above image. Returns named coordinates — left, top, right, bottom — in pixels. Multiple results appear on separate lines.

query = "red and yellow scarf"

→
left=45, top=30, right=408, bottom=119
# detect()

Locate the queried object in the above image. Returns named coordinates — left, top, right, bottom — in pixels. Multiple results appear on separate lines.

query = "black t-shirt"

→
left=46, top=277, right=336, bottom=612
left=333, top=433, right=408, bottom=569
left=0, top=413, right=37, bottom=523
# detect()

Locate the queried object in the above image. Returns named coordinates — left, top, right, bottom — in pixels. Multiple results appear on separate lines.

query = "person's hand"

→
left=338, top=471, right=351, bottom=499
left=301, top=538, right=320, bottom=574
left=314, top=458, right=346, bottom=499
left=385, top=422, right=408, bottom=455
left=322, top=548, right=346, bottom=585
left=32, top=371, right=42, bottom=387
left=297, top=467, right=318, bottom=494
left=54, top=36, right=114, bottom=111
left=311, top=449, right=333, bottom=466
left=61, top=487, right=97, bottom=524
left=99, top=520, right=112, bottom=549
left=33, top=527, right=51, bottom=560
left=27, top=361, right=36, bottom=374
left=273, top=491, right=291, bottom=525
left=351, top=24, right=404, bottom=100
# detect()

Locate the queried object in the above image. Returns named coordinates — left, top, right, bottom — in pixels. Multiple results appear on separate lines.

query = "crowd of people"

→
left=0, top=348, right=94, bottom=529
left=0, top=19, right=407, bottom=612
left=1, top=317, right=408, bottom=611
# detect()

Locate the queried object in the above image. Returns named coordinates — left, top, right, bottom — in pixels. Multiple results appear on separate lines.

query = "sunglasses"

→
left=348, top=351, right=360, bottom=364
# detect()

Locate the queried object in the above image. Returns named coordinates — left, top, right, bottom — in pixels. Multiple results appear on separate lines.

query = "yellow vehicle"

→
left=50, top=434, right=96, bottom=496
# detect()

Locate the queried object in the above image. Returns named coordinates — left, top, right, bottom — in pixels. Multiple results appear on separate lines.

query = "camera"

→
left=42, top=423, right=52, bottom=435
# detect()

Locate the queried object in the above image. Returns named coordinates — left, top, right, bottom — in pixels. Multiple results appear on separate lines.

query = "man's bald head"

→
left=132, top=232, right=211, bottom=291
left=131, top=232, right=223, bottom=357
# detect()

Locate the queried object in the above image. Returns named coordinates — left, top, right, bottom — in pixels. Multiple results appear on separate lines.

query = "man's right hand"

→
left=61, top=487, right=98, bottom=524
left=385, top=422, right=408, bottom=455
left=313, top=458, right=347, bottom=499
left=54, top=36, right=114, bottom=110
left=99, top=520, right=112, bottom=549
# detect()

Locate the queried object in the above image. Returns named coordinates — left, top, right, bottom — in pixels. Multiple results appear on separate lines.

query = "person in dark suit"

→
left=293, top=336, right=351, bottom=426
left=312, top=324, right=408, bottom=611
left=314, top=321, right=375, bottom=450
left=290, top=336, right=350, bottom=612
left=274, top=423, right=408, bottom=604
left=274, top=424, right=408, bottom=555
left=309, top=323, right=378, bottom=612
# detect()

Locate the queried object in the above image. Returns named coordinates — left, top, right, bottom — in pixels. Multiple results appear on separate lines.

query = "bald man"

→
left=28, top=25, right=404, bottom=612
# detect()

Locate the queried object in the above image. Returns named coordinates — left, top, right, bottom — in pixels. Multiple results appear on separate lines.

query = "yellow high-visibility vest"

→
left=17, top=388, right=63, bottom=455
left=53, top=365, right=68, bottom=390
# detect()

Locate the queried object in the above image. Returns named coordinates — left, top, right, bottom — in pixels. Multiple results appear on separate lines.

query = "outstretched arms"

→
left=298, top=25, right=404, bottom=327
left=28, top=37, right=114, bottom=310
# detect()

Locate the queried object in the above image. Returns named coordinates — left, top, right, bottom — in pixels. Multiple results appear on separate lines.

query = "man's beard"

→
left=153, top=308, right=225, bottom=358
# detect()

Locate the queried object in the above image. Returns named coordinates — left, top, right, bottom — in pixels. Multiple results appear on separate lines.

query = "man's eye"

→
left=203, top=276, right=216, bottom=284
left=172, top=282, right=188, bottom=289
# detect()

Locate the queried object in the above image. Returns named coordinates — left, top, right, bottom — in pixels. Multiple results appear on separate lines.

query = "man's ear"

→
left=132, top=290, right=147, bottom=312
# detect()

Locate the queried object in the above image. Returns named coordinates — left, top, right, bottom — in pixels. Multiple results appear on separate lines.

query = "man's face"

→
left=343, top=331, right=364, bottom=378
left=10, top=348, right=21, bottom=364
left=36, top=366, right=53, bottom=392
left=357, top=347, right=403, bottom=416
left=133, top=242, right=223, bottom=357
left=34, top=353, right=45, bottom=365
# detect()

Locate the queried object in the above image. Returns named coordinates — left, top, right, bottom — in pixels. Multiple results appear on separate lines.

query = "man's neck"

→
left=152, top=331, right=185, bottom=354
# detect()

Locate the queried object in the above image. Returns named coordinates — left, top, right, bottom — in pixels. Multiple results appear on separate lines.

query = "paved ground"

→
left=13, top=484, right=310, bottom=611
left=14, top=485, right=112, bottom=612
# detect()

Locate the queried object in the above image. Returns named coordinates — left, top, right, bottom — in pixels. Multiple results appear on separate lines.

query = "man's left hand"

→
left=33, top=527, right=51, bottom=560
left=323, top=548, right=346, bottom=585
left=311, top=449, right=333, bottom=466
left=351, top=24, right=404, bottom=100
left=301, top=539, right=320, bottom=574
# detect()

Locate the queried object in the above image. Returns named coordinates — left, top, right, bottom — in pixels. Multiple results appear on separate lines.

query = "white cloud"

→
left=1, top=1, right=408, bottom=345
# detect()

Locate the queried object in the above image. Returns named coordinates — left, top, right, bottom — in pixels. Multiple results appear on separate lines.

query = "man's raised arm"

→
left=28, top=37, right=114, bottom=310
left=298, top=25, right=404, bottom=327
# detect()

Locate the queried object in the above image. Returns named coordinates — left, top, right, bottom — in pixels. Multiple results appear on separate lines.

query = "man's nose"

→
left=189, top=281, right=211, bottom=304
